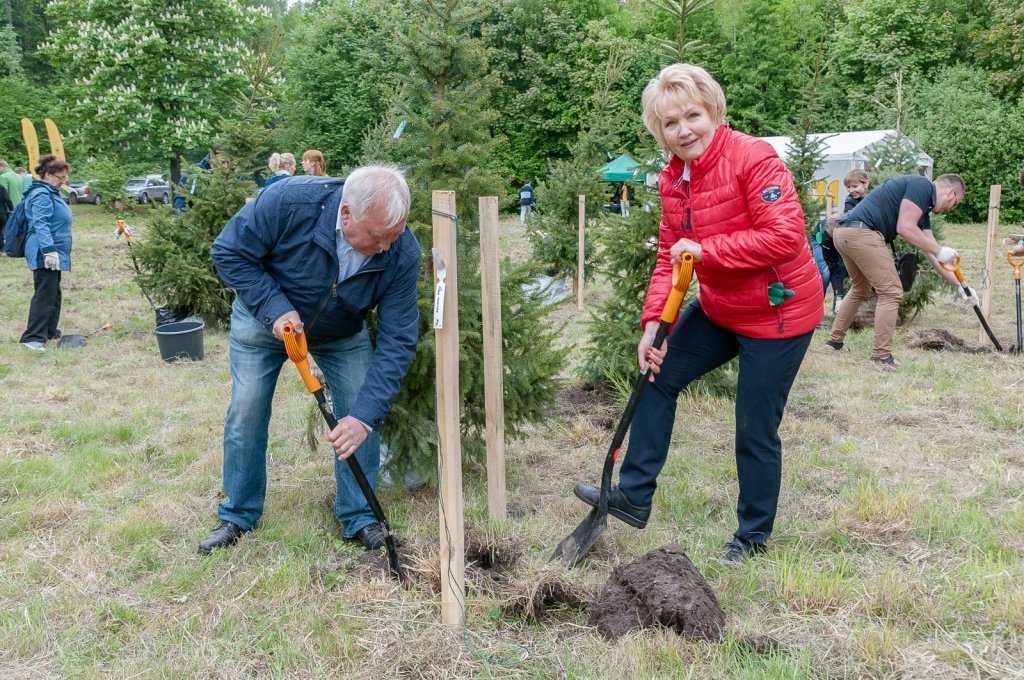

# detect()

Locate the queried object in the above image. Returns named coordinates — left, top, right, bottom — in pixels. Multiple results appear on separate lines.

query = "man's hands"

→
left=328, top=415, right=370, bottom=460
left=44, top=253, right=59, bottom=270
left=959, top=285, right=980, bottom=307
left=637, top=321, right=667, bottom=382
left=935, top=246, right=959, bottom=264
left=272, top=310, right=303, bottom=340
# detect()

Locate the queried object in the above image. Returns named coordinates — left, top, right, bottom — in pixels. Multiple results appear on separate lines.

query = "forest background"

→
left=2, top=0, right=1024, bottom=224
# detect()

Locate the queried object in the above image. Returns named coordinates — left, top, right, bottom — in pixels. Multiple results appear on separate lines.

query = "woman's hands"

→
left=637, top=321, right=667, bottom=382
left=670, top=238, right=702, bottom=263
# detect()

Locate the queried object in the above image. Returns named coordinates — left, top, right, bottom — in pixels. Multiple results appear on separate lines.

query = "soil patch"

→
left=551, top=383, right=620, bottom=425
left=588, top=543, right=725, bottom=641
left=907, top=328, right=989, bottom=353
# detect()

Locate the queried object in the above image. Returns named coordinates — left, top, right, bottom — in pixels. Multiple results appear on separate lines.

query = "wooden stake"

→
left=980, top=185, right=1001, bottom=345
left=432, top=191, right=465, bottom=626
left=577, top=194, right=585, bottom=310
left=478, top=196, right=506, bottom=522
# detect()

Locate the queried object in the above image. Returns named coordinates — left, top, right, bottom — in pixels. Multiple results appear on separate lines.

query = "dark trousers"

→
left=21, top=268, right=62, bottom=343
left=618, top=302, right=813, bottom=546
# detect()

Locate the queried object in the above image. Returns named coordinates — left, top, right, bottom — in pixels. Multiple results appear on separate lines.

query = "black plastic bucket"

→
left=153, top=320, right=205, bottom=362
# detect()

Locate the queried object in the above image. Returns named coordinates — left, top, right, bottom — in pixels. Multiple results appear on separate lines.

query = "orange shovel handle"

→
left=282, top=323, right=322, bottom=393
left=1007, top=251, right=1024, bottom=280
left=938, top=255, right=965, bottom=284
left=660, top=253, right=695, bottom=324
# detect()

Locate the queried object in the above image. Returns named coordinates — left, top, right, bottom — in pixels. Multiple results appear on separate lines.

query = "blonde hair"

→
left=302, top=149, right=327, bottom=176
left=642, top=64, right=727, bottom=152
left=268, top=152, right=295, bottom=174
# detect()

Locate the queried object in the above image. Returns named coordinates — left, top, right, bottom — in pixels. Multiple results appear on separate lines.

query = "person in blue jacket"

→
left=173, top=143, right=227, bottom=210
left=199, top=165, right=422, bottom=555
left=19, top=154, right=73, bottom=351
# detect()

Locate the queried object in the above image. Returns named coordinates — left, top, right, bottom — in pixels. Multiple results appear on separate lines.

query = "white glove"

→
left=44, top=253, right=60, bottom=270
left=936, top=246, right=958, bottom=264
left=834, top=296, right=843, bottom=314
left=959, top=285, right=979, bottom=307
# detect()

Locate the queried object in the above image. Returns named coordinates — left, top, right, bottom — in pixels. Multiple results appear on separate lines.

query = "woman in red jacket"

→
left=574, top=64, right=823, bottom=563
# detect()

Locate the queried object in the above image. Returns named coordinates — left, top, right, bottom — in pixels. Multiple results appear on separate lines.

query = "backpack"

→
left=3, top=200, right=30, bottom=258
left=3, top=189, right=53, bottom=258
left=889, top=242, right=918, bottom=293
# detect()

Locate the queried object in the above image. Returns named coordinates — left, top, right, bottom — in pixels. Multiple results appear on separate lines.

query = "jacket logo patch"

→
left=761, top=185, right=782, bottom=203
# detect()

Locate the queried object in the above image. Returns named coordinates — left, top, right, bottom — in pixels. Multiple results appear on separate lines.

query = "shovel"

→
left=56, top=322, right=113, bottom=348
left=1008, top=251, right=1024, bottom=353
left=941, top=256, right=1003, bottom=352
left=281, top=323, right=409, bottom=588
left=551, top=254, right=695, bottom=568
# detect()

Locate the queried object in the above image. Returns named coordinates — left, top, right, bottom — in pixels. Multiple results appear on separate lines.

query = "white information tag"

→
left=432, top=248, right=446, bottom=329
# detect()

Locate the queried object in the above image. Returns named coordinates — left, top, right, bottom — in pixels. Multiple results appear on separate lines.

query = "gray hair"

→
left=342, top=165, right=411, bottom=230
left=0, top=160, right=8, bottom=170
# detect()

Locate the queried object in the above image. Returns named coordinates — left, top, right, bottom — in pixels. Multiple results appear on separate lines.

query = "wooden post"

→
left=432, top=191, right=465, bottom=626
left=577, top=194, right=585, bottom=310
left=478, top=196, right=506, bottom=522
left=825, top=192, right=833, bottom=217
left=980, top=185, right=1001, bottom=345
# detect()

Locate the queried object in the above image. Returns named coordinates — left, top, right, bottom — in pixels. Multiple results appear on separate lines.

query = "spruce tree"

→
left=361, top=0, right=564, bottom=479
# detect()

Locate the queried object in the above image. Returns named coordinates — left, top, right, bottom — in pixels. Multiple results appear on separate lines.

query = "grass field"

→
left=0, top=204, right=1022, bottom=679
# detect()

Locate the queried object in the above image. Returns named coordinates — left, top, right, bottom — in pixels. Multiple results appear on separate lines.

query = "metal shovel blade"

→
left=551, top=507, right=607, bottom=568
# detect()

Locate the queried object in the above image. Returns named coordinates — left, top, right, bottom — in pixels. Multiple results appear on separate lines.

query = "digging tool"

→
left=940, top=256, right=1003, bottom=352
left=56, top=323, right=113, bottom=348
left=1008, top=251, right=1024, bottom=353
left=282, top=322, right=409, bottom=588
left=552, top=254, right=695, bottom=568
left=115, top=219, right=160, bottom=314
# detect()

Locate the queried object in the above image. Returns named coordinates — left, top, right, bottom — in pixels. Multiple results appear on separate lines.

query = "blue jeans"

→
left=812, top=240, right=829, bottom=294
left=618, top=302, right=813, bottom=546
left=218, top=300, right=380, bottom=537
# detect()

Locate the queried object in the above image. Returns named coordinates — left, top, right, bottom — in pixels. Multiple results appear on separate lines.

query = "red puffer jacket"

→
left=642, top=125, right=823, bottom=339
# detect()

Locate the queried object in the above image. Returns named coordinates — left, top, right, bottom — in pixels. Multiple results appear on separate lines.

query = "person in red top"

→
left=573, top=64, right=823, bottom=563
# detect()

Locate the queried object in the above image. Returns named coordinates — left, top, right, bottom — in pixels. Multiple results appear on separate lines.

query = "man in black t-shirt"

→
left=824, top=173, right=967, bottom=367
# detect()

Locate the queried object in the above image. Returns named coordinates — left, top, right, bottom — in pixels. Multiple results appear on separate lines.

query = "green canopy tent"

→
left=596, top=154, right=641, bottom=182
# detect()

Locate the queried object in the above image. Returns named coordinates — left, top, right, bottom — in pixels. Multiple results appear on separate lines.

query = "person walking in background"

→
left=824, top=173, right=966, bottom=367
left=0, top=160, right=25, bottom=207
left=174, top=143, right=228, bottom=210
left=198, top=165, right=421, bottom=556
left=19, top=154, right=73, bottom=351
left=519, top=180, right=534, bottom=225
left=619, top=182, right=633, bottom=217
left=302, top=150, right=327, bottom=177
left=0, top=182, right=12, bottom=237
left=572, top=64, right=822, bottom=564
left=263, top=152, right=296, bottom=190
left=820, top=169, right=872, bottom=316
left=15, top=166, right=32, bottom=194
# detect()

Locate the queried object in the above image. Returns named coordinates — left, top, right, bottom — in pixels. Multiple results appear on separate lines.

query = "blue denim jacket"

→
left=24, top=182, right=73, bottom=271
left=212, top=175, right=421, bottom=429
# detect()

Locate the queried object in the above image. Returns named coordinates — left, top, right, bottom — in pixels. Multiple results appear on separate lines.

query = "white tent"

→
left=759, top=129, right=934, bottom=213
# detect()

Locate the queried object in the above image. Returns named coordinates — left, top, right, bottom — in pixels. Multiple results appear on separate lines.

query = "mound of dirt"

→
left=588, top=544, right=725, bottom=641
left=907, top=328, right=988, bottom=353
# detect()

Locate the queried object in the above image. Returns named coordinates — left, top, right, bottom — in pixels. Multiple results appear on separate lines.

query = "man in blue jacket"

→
left=199, top=165, right=421, bottom=554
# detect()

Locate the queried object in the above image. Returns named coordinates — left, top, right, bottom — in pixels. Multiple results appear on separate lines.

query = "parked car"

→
left=63, top=180, right=102, bottom=205
left=124, top=175, right=171, bottom=204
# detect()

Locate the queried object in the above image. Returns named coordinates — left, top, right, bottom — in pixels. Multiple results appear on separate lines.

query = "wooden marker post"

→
left=478, top=196, right=506, bottom=522
left=981, top=185, right=1001, bottom=345
left=432, top=191, right=465, bottom=626
left=577, top=194, right=585, bottom=310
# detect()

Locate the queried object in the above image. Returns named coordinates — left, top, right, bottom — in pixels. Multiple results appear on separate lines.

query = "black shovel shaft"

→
left=312, top=388, right=406, bottom=583
left=312, top=390, right=391, bottom=528
left=596, top=319, right=673, bottom=510
left=1016, top=280, right=1022, bottom=352
left=963, top=283, right=1004, bottom=352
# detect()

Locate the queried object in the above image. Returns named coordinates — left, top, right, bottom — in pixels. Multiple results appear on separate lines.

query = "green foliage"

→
left=527, top=157, right=604, bottom=278
left=281, top=0, right=403, bottom=173
left=787, top=132, right=830, bottom=234
left=909, top=65, right=1024, bottom=224
left=42, top=0, right=266, bottom=176
left=130, top=167, right=253, bottom=323
left=0, top=77, right=50, bottom=163
left=969, top=0, right=1024, bottom=103
left=361, top=0, right=564, bottom=480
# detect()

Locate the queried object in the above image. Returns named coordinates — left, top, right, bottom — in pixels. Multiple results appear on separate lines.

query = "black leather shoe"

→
left=572, top=483, right=651, bottom=529
left=198, top=520, right=244, bottom=555
left=722, top=538, right=766, bottom=565
left=348, top=523, right=386, bottom=550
